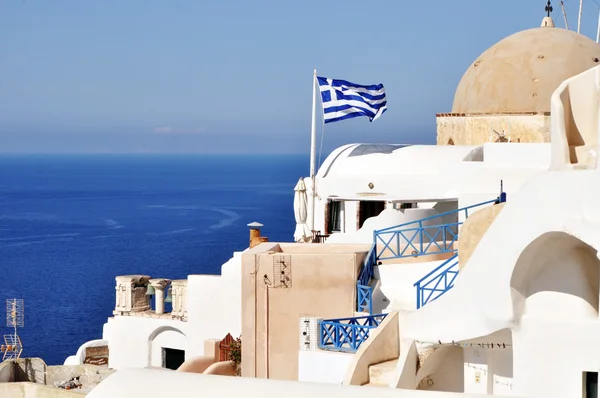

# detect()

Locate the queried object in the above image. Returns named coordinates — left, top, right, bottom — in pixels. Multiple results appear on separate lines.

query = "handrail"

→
left=413, top=254, right=459, bottom=309
left=357, top=284, right=373, bottom=314
left=374, top=195, right=506, bottom=260
left=375, top=222, right=461, bottom=260
left=358, top=243, right=376, bottom=286
left=318, top=313, right=387, bottom=352
left=375, top=198, right=500, bottom=234
left=356, top=243, right=377, bottom=313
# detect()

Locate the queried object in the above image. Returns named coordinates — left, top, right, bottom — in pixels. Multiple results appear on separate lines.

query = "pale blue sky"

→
left=1, top=0, right=599, bottom=153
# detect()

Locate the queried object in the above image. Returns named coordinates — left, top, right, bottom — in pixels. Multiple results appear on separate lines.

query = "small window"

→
left=393, top=202, right=415, bottom=210
left=327, top=200, right=343, bottom=234
left=163, top=348, right=185, bottom=370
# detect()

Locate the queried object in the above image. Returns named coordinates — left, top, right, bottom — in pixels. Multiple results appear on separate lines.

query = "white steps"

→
left=363, top=382, right=388, bottom=387
left=362, top=358, right=398, bottom=387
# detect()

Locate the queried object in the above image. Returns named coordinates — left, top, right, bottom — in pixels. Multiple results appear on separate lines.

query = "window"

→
left=326, top=200, right=343, bottom=234
left=163, top=348, right=185, bottom=370
left=584, top=372, right=598, bottom=398
left=358, top=201, right=386, bottom=229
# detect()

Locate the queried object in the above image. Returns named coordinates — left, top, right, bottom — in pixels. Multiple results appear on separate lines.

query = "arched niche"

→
left=510, top=231, right=599, bottom=320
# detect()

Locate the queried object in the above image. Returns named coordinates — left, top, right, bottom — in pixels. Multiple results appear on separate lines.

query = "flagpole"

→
left=309, top=69, right=318, bottom=232
left=578, top=0, right=583, bottom=34
left=596, top=8, right=600, bottom=42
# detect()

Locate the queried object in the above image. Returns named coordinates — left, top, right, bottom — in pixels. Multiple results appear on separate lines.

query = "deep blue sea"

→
left=0, top=154, right=307, bottom=365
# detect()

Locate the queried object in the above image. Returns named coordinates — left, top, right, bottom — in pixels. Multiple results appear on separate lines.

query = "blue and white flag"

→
left=317, top=76, right=387, bottom=124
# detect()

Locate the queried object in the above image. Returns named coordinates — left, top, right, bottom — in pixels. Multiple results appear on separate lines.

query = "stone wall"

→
left=0, top=382, right=83, bottom=398
left=436, top=113, right=550, bottom=145
left=47, top=364, right=115, bottom=393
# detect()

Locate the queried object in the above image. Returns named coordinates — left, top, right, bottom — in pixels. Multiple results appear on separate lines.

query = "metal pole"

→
left=309, top=69, right=317, bottom=181
left=561, top=1, right=569, bottom=30
left=309, top=70, right=318, bottom=231
left=596, top=8, right=600, bottom=42
left=578, top=0, right=583, bottom=33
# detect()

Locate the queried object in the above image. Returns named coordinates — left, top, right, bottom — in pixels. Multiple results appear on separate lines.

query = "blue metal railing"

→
left=414, top=254, right=459, bottom=309
left=358, top=243, right=376, bottom=286
left=357, top=284, right=373, bottom=315
left=356, top=243, right=376, bottom=313
left=318, top=313, right=387, bottom=352
left=374, top=197, right=504, bottom=261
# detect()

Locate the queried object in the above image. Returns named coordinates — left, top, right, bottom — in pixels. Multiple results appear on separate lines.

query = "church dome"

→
left=451, top=19, right=600, bottom=114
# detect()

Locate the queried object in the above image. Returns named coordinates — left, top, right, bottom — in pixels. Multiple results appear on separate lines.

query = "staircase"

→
left=362, top=359, right=398, bottom=387
left=328, top=193, right=506, bottom=357
left=373, top=191, right=506, bottom=309
left=413, top=254, right=459, bottom=309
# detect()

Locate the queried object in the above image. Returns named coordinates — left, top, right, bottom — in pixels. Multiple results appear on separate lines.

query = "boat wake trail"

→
left=0, top=233, right=81, bottom=242
left=146, top=228, right=195, bottom=236
left=103, top=219, right=124, bottom=229
left=0, top=233, right=81, bottom=248
left=208, top=208, right=241, bottom=230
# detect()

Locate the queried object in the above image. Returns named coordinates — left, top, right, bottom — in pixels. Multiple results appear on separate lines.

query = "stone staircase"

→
left=362, top=359, right=398, bottom=387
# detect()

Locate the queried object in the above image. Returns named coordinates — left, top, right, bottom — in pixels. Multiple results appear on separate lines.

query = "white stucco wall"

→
left=185, top=251, right=242, bottom=358
left=98, top=251, right=242, bottom=370
left=298, top=351, right=353, bottom=384
left=103, top=316, right=188, bottom=370
left=88, top=368, right=503, bottom=398
left=343, top=200, right=358, bottom=232
left=309, top=142, right=548, bottom=235
left=482, top=143, right=550, bottom=168
left=398, top=169, right=600, bottom=398
left=550, top=65, right=600, bottom=170
left=379, top=259, right=448, bottom=312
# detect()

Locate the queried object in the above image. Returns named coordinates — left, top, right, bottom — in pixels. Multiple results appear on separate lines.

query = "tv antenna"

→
left=1, top=299, right=24, bottom=361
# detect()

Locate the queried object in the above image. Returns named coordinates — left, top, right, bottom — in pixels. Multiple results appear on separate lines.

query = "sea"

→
left=0, top=153, right=308, bottom=365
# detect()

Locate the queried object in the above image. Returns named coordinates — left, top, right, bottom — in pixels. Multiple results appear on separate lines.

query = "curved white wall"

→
left=88, top=368, right=494, bottom=398
left=185, top=252, right=242, bottom=358
left=63, top=339, right=108, bottom=365
left=103, top=316, right=188, bottom=369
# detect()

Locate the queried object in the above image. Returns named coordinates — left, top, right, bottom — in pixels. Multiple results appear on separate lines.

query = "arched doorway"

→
left=147, top=326, right=187, bottom=369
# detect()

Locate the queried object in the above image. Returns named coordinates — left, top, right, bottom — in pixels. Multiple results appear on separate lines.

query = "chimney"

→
left=247, top=222, right=268, bottom=248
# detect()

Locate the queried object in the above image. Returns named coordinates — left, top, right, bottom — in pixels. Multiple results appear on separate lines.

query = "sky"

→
left=1, top=0, right=600, bottom=154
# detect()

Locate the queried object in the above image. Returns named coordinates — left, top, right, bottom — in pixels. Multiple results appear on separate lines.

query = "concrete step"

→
left=363, top=382, right=388, bottom=388
left=368, top=359, right=398, bottom=386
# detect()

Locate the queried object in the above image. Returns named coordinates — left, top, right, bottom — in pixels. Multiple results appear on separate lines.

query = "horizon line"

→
left=0, top=151, right=311, bottom=156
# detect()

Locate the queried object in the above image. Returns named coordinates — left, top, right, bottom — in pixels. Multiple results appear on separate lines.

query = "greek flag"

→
left=317, top=76, right=387, bottom=124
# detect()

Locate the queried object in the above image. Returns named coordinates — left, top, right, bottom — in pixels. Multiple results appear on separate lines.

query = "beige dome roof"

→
left=452, top=22, right=600, bottom=114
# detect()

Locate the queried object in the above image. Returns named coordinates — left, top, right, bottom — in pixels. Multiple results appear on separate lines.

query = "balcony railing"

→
left=318, top=314, right=387, bottom=353
left=374, top=197, right=503, bottom=261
